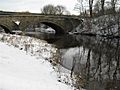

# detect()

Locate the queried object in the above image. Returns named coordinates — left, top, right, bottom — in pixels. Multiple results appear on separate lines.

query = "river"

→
left=27, top=32, right=120, bottom=90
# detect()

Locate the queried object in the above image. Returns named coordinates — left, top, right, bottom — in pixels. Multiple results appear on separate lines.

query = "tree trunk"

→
left=101, top=0, right=105, bottom=15
left=111, top=0, right=117, bottom=13
left=89, top=0, right=94, bottom=18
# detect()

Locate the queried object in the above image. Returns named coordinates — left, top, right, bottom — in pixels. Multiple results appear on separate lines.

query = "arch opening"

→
left=25, top=21, right=65, bottom=35
left=41, top=22, right=65, bottom=35
left=0, top=25, right=12, bottom=34
left=0, top=21, right=19, bottom=34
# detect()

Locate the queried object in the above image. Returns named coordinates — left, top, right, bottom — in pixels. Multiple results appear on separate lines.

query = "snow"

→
left=72, top=14, right=120, bottom=36
left=14, top=21, right=20, bottom=25
left=0, top=33, right=75, bottom=90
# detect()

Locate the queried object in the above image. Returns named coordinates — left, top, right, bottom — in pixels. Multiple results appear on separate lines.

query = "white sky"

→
left=0, top=0, right=79, bottom=15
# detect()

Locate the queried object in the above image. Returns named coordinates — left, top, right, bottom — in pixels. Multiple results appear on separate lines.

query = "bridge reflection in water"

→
left=37, top=34, right=120, bottom=90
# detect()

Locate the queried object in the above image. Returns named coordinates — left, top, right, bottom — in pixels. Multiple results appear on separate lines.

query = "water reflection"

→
left=32, top=33, right=120, bottom=90
left=55, top=35, right=120, bottom=90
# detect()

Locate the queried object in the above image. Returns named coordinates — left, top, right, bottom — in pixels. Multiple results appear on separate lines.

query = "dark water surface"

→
left=30, top=33, right=120, bottom=90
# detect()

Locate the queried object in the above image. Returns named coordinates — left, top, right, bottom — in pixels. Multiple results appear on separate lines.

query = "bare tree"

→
left=89, top=0, right=94, bottom=17
left=41, top=4, right=70, bottom=15
left=94, top=0, right=105, bottom=15
left=74, top=0, right=84, bottom=15
left=94, top=0, right=100, bottom=14
left=55, top=5, right=66, bottom=15
left=41, top=4, right=56, bottom=15
left=111, top=0, right=118, bottom=13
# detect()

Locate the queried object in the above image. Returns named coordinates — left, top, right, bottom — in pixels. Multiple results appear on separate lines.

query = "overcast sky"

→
left=0, top=0, right=79, bottom=14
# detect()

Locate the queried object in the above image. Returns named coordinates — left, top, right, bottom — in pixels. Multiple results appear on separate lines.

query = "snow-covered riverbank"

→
left=0, top=33, right=76, bottom=90
left=74, top=15, right=120, bottom=37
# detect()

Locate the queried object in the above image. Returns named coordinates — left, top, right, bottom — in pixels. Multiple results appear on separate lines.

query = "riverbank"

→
left=0, top=33, right=76, bottom=90
left=74, top=14, right=120, bottom=38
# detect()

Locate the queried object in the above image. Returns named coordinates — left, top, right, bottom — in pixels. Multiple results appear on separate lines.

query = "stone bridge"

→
left=0, top=15, right=82, bottom=34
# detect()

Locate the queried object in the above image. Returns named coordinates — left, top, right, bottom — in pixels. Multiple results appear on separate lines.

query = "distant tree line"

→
left=74, top=0, right=120, bottom=17
left=41, top=4, right=70, bottom=15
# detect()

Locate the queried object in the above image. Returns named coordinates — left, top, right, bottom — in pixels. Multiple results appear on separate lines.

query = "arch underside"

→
left=41, top=22, right=65, bottom=35
left=0, top=24, right=12, bottom=33
left=0, top=22, right=19, bottom=34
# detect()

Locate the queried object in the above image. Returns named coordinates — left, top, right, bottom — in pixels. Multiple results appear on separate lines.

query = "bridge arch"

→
left=21, top=20, right=66, bottom=35
left=0, top=15, right=81, bottom=35
left=0, top=24, right=12, bottom=33
left=41, top=21, right=65, bottom=35
left=0, top=20, right=19, bottom=34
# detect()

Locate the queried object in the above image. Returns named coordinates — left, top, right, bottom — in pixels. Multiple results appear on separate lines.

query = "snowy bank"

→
left=0, top=33, right=76, bottom=90
left=0, top=33, right=57, bottom=60
left=74, top=15, right=120, bottom=37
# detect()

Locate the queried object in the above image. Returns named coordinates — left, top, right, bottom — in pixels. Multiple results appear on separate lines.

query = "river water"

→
left=27, top=33, right=120, bottom=90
